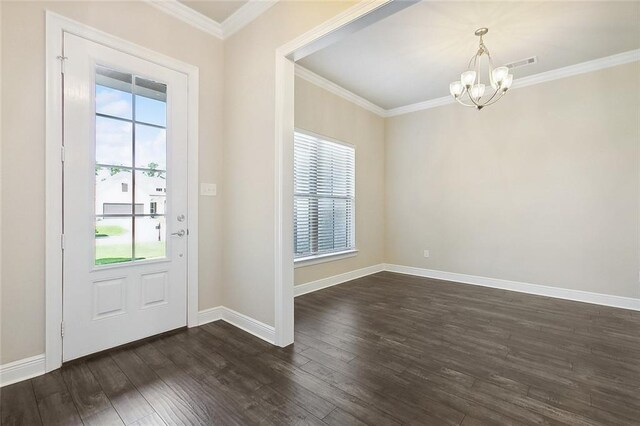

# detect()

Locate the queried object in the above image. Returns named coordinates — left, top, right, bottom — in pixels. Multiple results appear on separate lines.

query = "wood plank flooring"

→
left=2, top=271, right=640, bottom=425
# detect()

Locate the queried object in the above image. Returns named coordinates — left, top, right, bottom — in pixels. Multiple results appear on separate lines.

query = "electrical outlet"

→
left=423, top=250, right=430, bottom=258
left=200, top=183, right=217, bottom=196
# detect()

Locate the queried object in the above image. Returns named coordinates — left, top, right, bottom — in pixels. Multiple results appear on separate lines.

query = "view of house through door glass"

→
left=63, top=33, right=189, bottom=362
left=95, top=66, right=168, bottom=265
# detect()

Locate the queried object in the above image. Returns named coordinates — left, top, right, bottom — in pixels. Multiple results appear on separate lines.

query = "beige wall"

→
left=221, top=1, right=355, bottom=325
left=0, top=0, right=4, bottom=369
left=0, top=1, right=224, bottom=364
left=1, top=0, right=638, bottom=368
left=385, top=63, right=640, bottom=298
left=294, top=77, right=385, bottom=285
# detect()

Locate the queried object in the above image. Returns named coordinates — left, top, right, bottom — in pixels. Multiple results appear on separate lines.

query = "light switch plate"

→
left=200, top=183, right=217, bottom=196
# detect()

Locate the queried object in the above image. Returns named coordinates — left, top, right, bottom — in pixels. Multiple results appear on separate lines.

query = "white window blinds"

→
left=294, top=131, right=355, bottom=259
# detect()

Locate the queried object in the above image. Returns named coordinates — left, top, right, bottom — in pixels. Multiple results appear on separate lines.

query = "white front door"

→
left=62, top=33, right=189, bottom=361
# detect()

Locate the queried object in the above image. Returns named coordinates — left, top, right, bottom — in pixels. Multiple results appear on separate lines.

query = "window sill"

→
left=294, top=250, right=358, bottom=268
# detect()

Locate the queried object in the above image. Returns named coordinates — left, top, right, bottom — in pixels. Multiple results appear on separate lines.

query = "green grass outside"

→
left=95, top=241, right=166, bottom=265
left=95, top=224, right=127, bottom=238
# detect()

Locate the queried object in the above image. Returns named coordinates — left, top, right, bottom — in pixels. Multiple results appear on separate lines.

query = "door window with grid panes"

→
left=94, top=66, right=168, bottom=265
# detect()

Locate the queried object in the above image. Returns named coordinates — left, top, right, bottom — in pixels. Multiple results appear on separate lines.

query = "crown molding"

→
left=140, top=2, right=639, bottom=115
left=384, top=48, right=640, bottom=117
left=511, top=48, right=640, bottom=91
left=144, top=0, right=223, bottom=38
left=222, top=0, right=279, bottom=39
left=298, top=49, right=640, bottom=118
left=144, top=0, right=279, bottom=39
left=295, top=64, right=387, bottom=117
left=385, top=96, right=453, bottom=117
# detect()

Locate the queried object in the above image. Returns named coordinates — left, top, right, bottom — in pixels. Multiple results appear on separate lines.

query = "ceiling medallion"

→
left=449, top=28, right=514, bottom=110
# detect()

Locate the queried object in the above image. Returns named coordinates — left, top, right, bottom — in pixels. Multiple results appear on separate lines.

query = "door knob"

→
left=172, top=229, right=186, bottom=237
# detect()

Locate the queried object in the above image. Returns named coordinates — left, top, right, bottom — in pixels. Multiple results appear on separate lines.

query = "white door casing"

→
left=46, top=13, right=199, bottom=372
left=62, top=33, right=188, bottom=361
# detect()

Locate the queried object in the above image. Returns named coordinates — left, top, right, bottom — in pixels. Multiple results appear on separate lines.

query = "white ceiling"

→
left=298, top=1, right=640, bottom=110
left=179, top=0, right=249, bottom=23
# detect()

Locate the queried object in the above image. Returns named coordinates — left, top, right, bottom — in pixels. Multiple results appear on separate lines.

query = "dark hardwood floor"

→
left=2, top=271, right=640, bottom=425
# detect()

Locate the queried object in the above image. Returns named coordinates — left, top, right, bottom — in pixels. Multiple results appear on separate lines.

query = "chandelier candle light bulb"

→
left=461, top=71, right=477, bottom=87
left=450, top=28, right=514, bottom=110
left=501, top=74, right=514, bottom=89
left=449, top=81, right=464, bottom=97
left=492, top=66, right=509, bottom=85
left=470, top=83, right=485, bottom=100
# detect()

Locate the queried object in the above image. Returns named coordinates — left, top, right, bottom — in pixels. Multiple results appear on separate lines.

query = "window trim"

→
left=294, top=249, right=358, bottom=268
left=295, top=128, right=356, bottom=151
left=293, top=128, right=356, bottom=263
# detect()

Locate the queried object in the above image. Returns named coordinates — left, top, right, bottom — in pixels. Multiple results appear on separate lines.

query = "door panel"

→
left=63, top=33, right=188, bottom=361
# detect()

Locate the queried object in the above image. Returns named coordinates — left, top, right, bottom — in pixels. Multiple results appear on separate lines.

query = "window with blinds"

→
left=294, top=130, right=355, bottom=260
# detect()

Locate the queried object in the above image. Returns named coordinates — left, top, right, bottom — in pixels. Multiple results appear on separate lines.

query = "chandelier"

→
left=449, top=28, right=513, bottom=110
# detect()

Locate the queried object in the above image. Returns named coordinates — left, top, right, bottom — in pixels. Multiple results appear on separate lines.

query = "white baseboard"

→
left=220, top=307, right=275, bottom=344
left=197, top=305, right=224, bottom=325
left=0, top=354, right=46, bottom=388
left=294, top=263, right=385, bottom=297
left=198, top=306, right=275, bottom=344
left=1, top=307, right=271, bottom=388
left=384, top=264, right=640, bottom=312
left=293, top=261, right=640, bottom=312
left=5, top=264, right=635, bottom=388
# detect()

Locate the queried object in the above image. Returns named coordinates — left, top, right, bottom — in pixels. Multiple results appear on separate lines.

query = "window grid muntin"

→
left=95, top=66, right=167, bottom=265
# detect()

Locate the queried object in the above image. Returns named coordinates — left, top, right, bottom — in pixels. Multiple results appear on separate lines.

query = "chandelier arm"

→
left=462, top=90, right=482, bottom=108
left=484, top=47, right=494, bottom=66
left=479, top=86, right=502, bottom=106
left=488, top=53, right=495, bottom=69
left=454, top=97, right=477, bottom=108
left=483, top=91, right=507, bottom=107
left=476, top=51, right=481, bottom=88
left=467, top=89, right=491, bottom=109
left=467, top=53, right=477, bottom=72
left=482, top=90, right=507, bottom=107
left=486, top=50, right=496, bottom=87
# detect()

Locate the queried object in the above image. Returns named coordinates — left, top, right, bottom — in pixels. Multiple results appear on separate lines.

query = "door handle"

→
left=171, top=229, right=186, bottom=237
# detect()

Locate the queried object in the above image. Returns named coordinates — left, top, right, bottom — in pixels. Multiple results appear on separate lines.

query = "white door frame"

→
left=274, top=0, right=416, bottom=346
left=45, top=11, right=199, bottom=372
